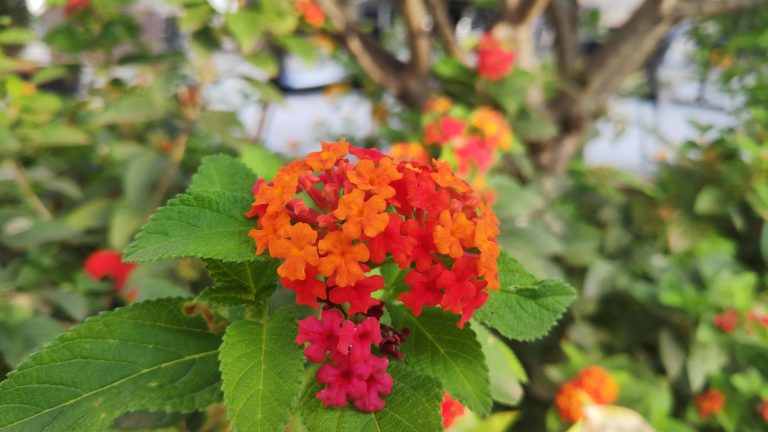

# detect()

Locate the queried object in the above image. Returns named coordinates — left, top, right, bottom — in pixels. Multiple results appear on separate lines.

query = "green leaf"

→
left=694, top=186, right=728, bottom=216
left=0, top=28, right=36, bottom=45
left=226, top=11, right=264, bottom=52
left=187, top=154, right=258, bottom=196
left=658, top=329, right=685, bottom=381
left=123, top=192, right=255, bottom=262
left=112, top=410, right=189, bottom=430
left=0, top=298, right=222, bottom=431
left=278, top=36, right=317, bottom=63
left=497, top=250, right=537, bottom=288
left=241, top=145, right=283, bottom=181
left=124, top=155, right=258, bottom=263
left=200, top=259, right=280, bottom=307
left=300, top=362, right=442, bottom=432
left=65, top=197, right=114, bottom=231
left=178, top=4, right=213, bottom=33
left=686, top=341, right=727, bottom=393
left=474, top=279, right=576, bottom=341
left=219, top=308, right=305, bottom=432
left=245, top=54, right=279, bottom=78
left=15, top=124, right=90, bottom=147
left=0, top=317, right=64, bottom=368
left=474, top=324, right=527, bottom=407
left=761, top=221, right=768, bottom=266
left=91, top=92, right=167, bottom=126
left=389, top=307, right=492, bottom=415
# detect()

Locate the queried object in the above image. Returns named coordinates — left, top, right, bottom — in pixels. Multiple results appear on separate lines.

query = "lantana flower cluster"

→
left=554, top=366, right=619, bottom=423
left=476, top=32, right=516, bottom=81
left=295, top=0, right=325, bottom=28
left=296, top=309, right=394, bottom=412
left=246, top=139, right=500, bottom=412
left=695, top=389, right=725, bottom=420
left=389, top=96, right=513, bottom=201
left=424, top=96, right=513, bottom=179
left=713, top=307, right=768, bottom=333
left=83, top=249, right=138, bottom=302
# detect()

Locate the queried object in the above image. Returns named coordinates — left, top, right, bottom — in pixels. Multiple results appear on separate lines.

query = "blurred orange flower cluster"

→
left=554, top=365, right=619, bottom=423
left=695, top=389, right=725, bottom=420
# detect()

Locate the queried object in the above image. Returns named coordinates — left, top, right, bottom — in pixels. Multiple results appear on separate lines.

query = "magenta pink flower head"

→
left=296, top=309, right=395, bottom=412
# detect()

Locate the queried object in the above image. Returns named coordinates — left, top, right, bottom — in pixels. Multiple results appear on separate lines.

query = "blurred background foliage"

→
left=1, top=0, right=768, bottom=431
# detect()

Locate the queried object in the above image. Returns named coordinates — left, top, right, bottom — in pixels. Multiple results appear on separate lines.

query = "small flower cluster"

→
left=554, top=366, right=619, bottom=423
left=296, top=309, right=394, bottom=412
left=410, top=96, right=513, bottom=199
left=713, top=307, right=768, bottom=333
left=295, top=0, right=325, bottom=28
left=247, top=139, right=499, bottom=411
left=440, top=392, right=465, bottom=429
left=476, top=32, right=516, bottom=81
left=84, top=249, right=138, bottom=302
left=695, top=389, right=725, bottom=420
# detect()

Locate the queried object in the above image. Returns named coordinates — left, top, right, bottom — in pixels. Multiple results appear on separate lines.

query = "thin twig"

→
left=425, top=0, right=467, bottom=65
left=3, top=160, right=53, bottom=220
left=146, top=133, right=187, bottom=222
left=253, top=102, right=271, bottom=143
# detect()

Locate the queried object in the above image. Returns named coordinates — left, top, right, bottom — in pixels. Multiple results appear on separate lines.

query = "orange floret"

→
left=306, top=139, right=350, bottom=171
left=249, top=211, right=291, bottom=255
left=254, top=171, right=301, bottom=213
left=269, top=223, right=320, bottom=281
left=577, top=366, right=619, bottom=405
left=478, top=241, right=500, bottom=289
left=555, top=382, right=591, bottom=423
left=430, top=159, right=469, bottom=193
left=318, top=231, right=370, bottom=287
left=433, top=210, right=475, bottom=258
left=423, top=95, right=452, bottom=114
left=334, top=189, right=389, bottom=238
left=389, top=141, right=430, bottom=164
left=346, top=157, right=403, bottom=199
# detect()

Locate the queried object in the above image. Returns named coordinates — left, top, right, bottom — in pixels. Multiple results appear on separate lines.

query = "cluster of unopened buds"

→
left=247, top=139, right=500, bottom=412
left=554, top=366, right=619, bottom=423
left=295, top=308, right=406, bottom=411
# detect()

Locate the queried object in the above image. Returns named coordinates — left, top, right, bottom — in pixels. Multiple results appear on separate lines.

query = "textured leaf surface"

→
left=124, top=192, right=255, bottom=262
left=188, top=154, right=258, bottom=196
left=474, top=279, right=576, bottom=341
left=200, top=259, right=280, bottom=306
left=124, top=155, right=258, bottom=263
left=300, top=362, right=442, bottom=432
left=497, top=250, right=537, bottom=288
left=219, top=308, right=304, bottom=432
left=389, top=307, right=491, bottom=415
left=0, top=298, right=222, bottom=432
